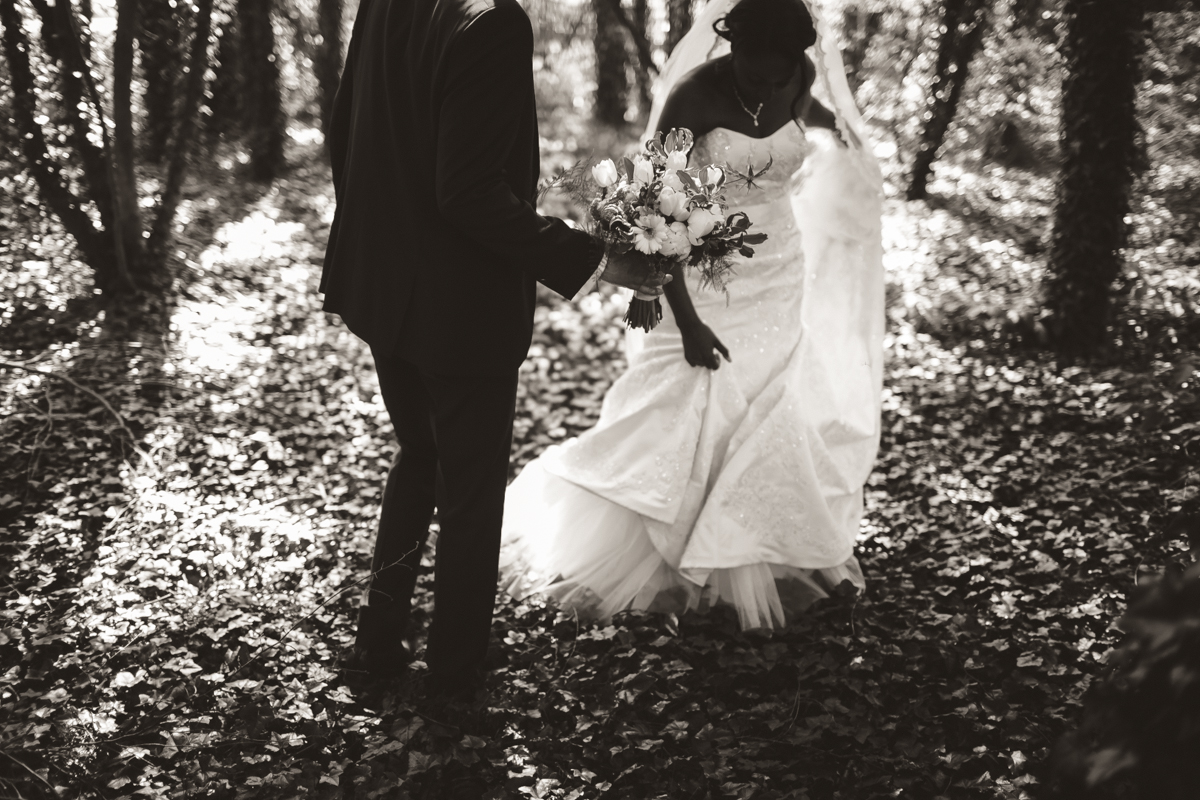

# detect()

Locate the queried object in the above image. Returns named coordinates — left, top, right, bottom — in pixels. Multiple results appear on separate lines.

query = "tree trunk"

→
left=316, top=0, right=343, bottom=136
left=111, top=0, right=145, bottom=283
left=593, top=0, right=629, bottom=126
left=666, top=0, right=691, bottom=56
left=139, top=0, right=183, bottom=163
left=0, top=0, right=113, bottom=280
left=207, top=11, right=244, bottom=138
left=842, top=7, right=883, bottom=96
left=906, top=0, right=991, bottom=201
left=149, top=0, right=216, bottom=262
left=630, top=0, right=653, bottom=121
left=238, top=0, right=286, bottom=181
left=1044, top=0, right=1144, bottom=359
left=28, top=0, right=115, bottom=232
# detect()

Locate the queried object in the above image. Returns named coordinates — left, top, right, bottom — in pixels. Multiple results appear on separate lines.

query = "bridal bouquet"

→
left=547, top=128, right=767, bottom=331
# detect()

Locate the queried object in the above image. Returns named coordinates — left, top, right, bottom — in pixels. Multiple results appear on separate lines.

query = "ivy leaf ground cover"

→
left=1, top=156, right=1197, bottom=799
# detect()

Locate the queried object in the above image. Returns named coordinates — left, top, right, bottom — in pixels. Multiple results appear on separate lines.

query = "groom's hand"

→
left=600, top=249, right=672, bottom=297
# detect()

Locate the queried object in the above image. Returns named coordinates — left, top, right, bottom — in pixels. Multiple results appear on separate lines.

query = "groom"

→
left=320, top=0, right=665, bottom=698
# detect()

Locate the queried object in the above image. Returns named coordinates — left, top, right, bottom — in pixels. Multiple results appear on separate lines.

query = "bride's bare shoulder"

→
left=667, top=59, right=727, bottom=103
left=657, top=59, right=729, bottom=139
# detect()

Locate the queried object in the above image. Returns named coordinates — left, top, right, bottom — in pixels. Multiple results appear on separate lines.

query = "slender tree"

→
left=1044, top=0, right=1144, bottom=358
left=207, top=8, right=244, bottom=138
left=593, top=0, right=630, bottom=126
left=906, top=0, right=992, bottom=200
left=606, top=0, right=657, bottom=85
left=149, top=0, right=218, bottom=263
left=139, top=0, right=184, bottom=162
left=842, top=6, right=883, bottom=95
left=238, top=0, right=286, bottom=181
left=316, top=0, right=344, bottom=135
left=630, top=0, right=653, bottom=118
left=0, top=0, right=216, bottom=318
left=2, top=0, right=118, bottom=289
left=111, top=0, right=144, bottom=281
left=666, top=0, right=692, bottom=56
left=15, top=0, right=116, bottom=279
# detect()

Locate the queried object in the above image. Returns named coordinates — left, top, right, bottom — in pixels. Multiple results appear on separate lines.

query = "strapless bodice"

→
left=691, top=123, right=813, bottom=208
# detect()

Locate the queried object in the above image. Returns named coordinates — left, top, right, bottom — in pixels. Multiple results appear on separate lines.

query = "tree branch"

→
left=0, top=360, right=155, bottom=469
left=906, top=0, right=992, bottom=200
left=110, top=0, right=144, bottom=282
left=605, top=0, right=659, bottom=77
left=0, top=0, right=109, bottom=270
left=50, top=0, right=117, bottom=231
left=149, top=0, right=216, bottom=258
left=0, top=750, right=54, bottom=792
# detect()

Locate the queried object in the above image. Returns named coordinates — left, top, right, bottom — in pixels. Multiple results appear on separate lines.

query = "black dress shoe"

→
left=337, top=604, right=412, bottom=679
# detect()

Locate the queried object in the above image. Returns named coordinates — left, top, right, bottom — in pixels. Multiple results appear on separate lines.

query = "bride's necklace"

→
left=730, top=70, right=765, bottom=130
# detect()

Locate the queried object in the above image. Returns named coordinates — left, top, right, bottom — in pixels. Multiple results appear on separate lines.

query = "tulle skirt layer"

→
left=498, top=130, right=881, bottom=631
left=499, top=460, right=864, bottom=630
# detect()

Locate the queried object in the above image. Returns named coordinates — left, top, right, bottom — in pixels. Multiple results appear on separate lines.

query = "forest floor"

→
left=1, top=138, right=1198, bottom=800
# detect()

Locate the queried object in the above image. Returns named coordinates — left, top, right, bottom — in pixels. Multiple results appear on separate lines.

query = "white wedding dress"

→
left=499, top=120, right=885, bottom=630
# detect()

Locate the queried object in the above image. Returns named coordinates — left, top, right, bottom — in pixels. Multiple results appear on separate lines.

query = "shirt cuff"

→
left=570, top=242, right=609, bottom=302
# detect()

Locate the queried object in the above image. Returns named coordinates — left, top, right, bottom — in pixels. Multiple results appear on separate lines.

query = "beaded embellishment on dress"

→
left=691, top=123, right=814, bottom=208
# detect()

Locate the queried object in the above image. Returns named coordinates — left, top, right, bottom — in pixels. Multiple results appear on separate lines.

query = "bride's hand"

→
left=680, top=320, right=731, bottom=370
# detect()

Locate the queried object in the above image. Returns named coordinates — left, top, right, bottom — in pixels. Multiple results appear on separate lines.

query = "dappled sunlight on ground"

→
left=2, top=126, right=1197, bottom=798
left=0, top=2, right=1196, bottom=790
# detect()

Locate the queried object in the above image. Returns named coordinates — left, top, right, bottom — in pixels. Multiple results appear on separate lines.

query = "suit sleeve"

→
left=328, top=0, right=370, bottom=200
left=434, top=4, right=603, bottom=299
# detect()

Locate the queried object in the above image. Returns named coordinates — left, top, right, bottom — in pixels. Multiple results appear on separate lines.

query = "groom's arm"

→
left=327, top=0, right=370, bottom=201
left=434, top=1, right=603, bottom=299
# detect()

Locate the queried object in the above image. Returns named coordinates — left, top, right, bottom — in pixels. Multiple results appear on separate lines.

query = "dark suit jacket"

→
left=320, top=0, right=603, bottom=376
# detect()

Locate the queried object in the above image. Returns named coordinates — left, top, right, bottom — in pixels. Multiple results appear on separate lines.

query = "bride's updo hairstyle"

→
left=713, top=0, right=817, bottom=62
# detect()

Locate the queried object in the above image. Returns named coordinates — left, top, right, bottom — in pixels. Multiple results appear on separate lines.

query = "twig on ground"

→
left=0, top=359, right=156, bottom=470
left=226, top=545, right=420, bottom=679
left=0, top=774, right=27, bottom=800
left=41, top=384, right=54, bottom=438
left=1098, top=458, right=1158, bottom=486
left=0, top=353, right=50, bottom=368
left=12, top=392, right=50, bottom=422
left=0, top=749, right=54, bottom=791
left=3, top=735, right=276, bottom=756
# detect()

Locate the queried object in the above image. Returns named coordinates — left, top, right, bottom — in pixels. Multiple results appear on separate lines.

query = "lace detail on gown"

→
left=499, top=124, right=879, bottom=630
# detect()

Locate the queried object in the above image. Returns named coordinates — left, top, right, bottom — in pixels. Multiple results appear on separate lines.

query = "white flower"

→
left=632, top=212, right=668, bottom=254
left=632, top=156, right=655, bottom=186
left=660, top=170, right=685, bottom=193
left=665, top=150, right=688, bottom=171
left=659, top=221, right=693, bottom=259
left=592, top=159, right=619, bottom=187
left=702, top=166, right=724, bottom=186
left=656, top=186, right=691, bottom=222
left=686, top=206, right=721, bottom=245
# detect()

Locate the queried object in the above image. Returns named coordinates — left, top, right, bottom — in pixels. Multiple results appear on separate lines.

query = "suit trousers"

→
left=368, top=348, right=519, bottom=691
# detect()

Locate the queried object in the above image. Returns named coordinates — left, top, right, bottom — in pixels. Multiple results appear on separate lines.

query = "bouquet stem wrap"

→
left=625, top=293, right=663, bottom=332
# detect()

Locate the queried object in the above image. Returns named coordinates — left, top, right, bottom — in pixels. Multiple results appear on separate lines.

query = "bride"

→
left=500, top=0, right=884, bottom=630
